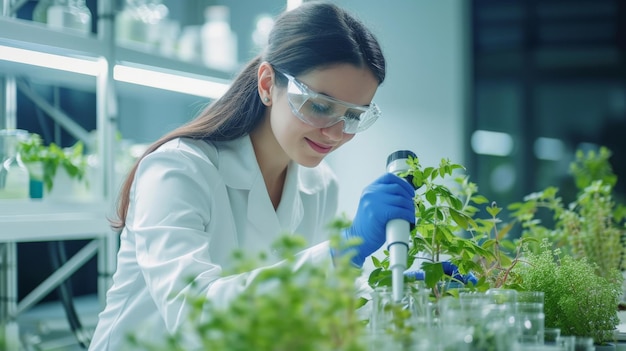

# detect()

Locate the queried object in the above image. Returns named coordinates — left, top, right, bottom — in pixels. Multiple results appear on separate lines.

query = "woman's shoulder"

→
left=157, top=137, right=219, bottom=161
left=154, top=137, right=248, bottom=171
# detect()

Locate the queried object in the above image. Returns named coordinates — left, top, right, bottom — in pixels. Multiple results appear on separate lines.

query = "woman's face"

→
left=269, top=64, right=379, bottom=168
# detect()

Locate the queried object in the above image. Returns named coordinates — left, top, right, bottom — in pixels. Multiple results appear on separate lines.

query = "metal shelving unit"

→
left=0, top=2, right=233, bottom=347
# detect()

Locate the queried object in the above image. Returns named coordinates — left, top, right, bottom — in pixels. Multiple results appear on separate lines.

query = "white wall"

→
left=325, top=0, right=469, bottom=218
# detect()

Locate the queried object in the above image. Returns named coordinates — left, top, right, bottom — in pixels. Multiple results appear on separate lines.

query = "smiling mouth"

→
left=306, top=138, right=333, bottom=154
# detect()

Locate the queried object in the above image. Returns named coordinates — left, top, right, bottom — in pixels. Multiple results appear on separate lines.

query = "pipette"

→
left=385, top=150, right=417, bottom=303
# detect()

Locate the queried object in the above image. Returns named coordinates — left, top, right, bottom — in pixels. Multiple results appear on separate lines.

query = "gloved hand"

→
left=405, top=261, right=478, bottom=285
left=340, top=173, right=416, bottom=268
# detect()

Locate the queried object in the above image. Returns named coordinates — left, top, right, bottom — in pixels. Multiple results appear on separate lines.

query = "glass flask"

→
left=47, top=0, right=92, bottom=35
left=0, top=129, right=30, bottom=199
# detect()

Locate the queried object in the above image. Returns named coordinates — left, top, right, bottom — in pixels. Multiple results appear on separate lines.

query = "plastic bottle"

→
left=201, top=5, right=237, bottom=71
left=47, top=0, right=92, bottom=35
left=0, top=129, right=30, bottom=199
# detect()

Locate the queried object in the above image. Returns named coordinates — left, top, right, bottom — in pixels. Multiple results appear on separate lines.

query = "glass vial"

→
left=0, top=129, right=30, bottom=199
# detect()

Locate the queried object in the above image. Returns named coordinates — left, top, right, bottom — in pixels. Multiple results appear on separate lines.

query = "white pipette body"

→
left=385, top=150, right=416, bottom=303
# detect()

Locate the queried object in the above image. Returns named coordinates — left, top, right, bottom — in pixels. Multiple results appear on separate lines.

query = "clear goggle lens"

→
left=281, top=72, right=381, bottom=134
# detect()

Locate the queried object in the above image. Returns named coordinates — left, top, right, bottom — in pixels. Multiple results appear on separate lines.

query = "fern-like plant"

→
left=509, top=146, right=626, bottom=281
left=514, top=240, right=621, bottom=345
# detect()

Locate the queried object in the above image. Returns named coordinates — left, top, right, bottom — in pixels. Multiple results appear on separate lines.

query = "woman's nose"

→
left=321, top=120, right=345, bottom=141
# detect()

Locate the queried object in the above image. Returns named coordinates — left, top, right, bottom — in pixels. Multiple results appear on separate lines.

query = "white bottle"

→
left=201, top=5, right=237, bottom=71
left=0, top=129, right=30, bottom=199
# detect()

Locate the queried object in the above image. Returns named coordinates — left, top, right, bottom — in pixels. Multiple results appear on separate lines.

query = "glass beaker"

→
left=47, top=0, right=92, bottom=34
left=0, top=129, right=30, bottom=199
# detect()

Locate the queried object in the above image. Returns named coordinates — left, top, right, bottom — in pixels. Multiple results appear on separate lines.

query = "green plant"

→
left=17, top=133, right=88, bottom=192
left=509, top=146, right=626, bottom=281
left=126, top=218, right=371, bottom=351
left=514, top=239, right=621, bottom=345
left=368, top=156, right=527, bottom=299
left=365, top=148, right=624, bottom=347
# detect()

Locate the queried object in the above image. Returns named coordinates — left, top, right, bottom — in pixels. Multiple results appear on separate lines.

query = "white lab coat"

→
left=89, top=135, right=341, bottom=350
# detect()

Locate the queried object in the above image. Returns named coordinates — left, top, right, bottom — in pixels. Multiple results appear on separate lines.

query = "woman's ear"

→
left=257, top=61, right=275, bottom=105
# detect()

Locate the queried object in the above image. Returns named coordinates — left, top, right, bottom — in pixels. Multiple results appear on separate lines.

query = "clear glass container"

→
left=46, top=0, right=92, bottom=35
left=117, top=0, right=169, bottom=51
left=0, top=129, right=30, bottom=199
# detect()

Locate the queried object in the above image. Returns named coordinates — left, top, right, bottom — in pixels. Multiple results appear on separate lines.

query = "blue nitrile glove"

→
left=405, top=261, right=478, bottom=285
left=341, top=173, right=416, bottom=268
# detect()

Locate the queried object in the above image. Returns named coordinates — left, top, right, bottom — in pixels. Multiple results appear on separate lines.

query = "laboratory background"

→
left=1, top=0, right=625, bottom=350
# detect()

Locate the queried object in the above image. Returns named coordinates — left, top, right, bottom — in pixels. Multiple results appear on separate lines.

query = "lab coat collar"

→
left=216, top=135, right=329, bottom=195
left=217, top=136, right=258, bottom=190
left=216, top=135, right=304, bottom=232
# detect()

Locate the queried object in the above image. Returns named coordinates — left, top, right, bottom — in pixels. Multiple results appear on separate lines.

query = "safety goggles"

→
left=279, top=71, right=381, bottom=134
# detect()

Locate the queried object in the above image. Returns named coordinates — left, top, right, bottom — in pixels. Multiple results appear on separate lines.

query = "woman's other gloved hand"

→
left=340, top=173, right=416, bottom=268
left=405, top=261, right=477, bottom=285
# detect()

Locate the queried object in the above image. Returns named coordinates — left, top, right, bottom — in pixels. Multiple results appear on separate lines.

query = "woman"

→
left=89, top=2, right=415, bottom=350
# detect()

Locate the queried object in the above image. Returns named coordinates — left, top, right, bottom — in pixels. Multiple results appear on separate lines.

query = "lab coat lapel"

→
left=217, top=136, right=304, bottom=248
left=247, top=175, right=282, bottom=238
left=247, top=162, right=305, bottom=239
left=276, top=162, right=304, bottom=233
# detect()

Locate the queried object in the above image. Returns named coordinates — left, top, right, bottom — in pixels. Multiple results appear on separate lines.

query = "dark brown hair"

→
left=111, top=1, right=386, bottom=231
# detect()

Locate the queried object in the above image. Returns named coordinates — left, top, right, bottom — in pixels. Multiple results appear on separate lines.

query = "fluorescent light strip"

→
left=0, top=45, right=101, bottom=76
left=113, top=65, right=229, bottom=99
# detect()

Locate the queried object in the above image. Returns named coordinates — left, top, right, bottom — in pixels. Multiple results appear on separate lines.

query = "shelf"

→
left=0, top=16, right=232, bottom=98
left=115, top=45, right=234, bottom=82
left=0, top=17, right=104, bottom=58
left=0, top=199, right=111, bottom=242
left=0, top=58, right=99, bottom=92
left=114, top=44, right=233, bottom=98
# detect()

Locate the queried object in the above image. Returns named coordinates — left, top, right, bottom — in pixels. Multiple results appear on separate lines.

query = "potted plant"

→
left=507, top=146, right=625, bottom=348
left=513, top=240, right=621, bottom=349
left=17, top=132, right=89, bottom=199
left=366, top=156, right=530, bottom=350
left=509, top=147, right=626, bottom=280
left=368, top=156, right=526, bottom=297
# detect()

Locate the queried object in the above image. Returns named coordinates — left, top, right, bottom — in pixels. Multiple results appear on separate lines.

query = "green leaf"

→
left=486, top=204, right=502, bottom=217
left=426, top=190, right=437, bottom=206
left=449, top=196, right=463, bottom=211
left=371, top=255, right=382, bottom=269
left=471, top=195, right=489, bottom=205
left=449, top=208, right=469, bottom=229
left=423, top=167, right=434, bottom=179
left=422, top=262, right=444, bottom=288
